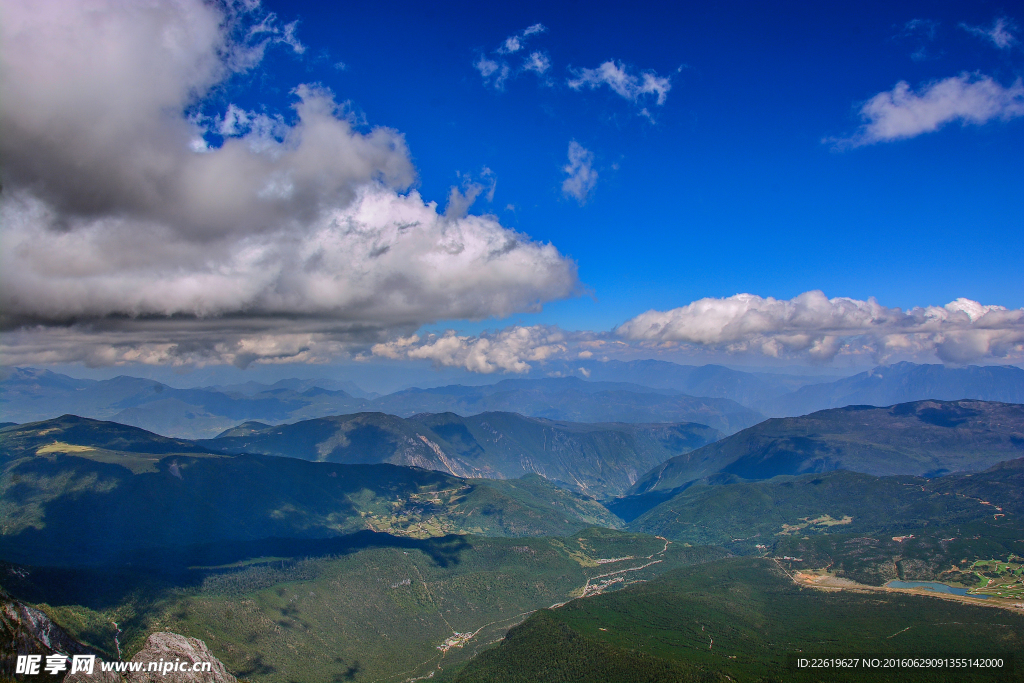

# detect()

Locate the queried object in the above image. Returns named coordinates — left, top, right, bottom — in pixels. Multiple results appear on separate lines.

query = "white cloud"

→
left=474, top=56, right=510, bottom=89
left=833, top=73, right=1024, bottom=146
left=561, top=141, right=598, bottom=205
left=372, top=326, right=568, bottom=374
left=500, top=36, right=523, bottom=54
left=2, top=182, right=576, bottom=322
left=475, top=24, right=549, bottom=90
left=961, top=17, right=1018, bottom=49
left=567, top=61, right=672, bottom=108
left=357, top=292, right=1024, bottom=375
left=0, top=0, right=578, bottom=365
left=614, top=291, right=1024, bottom=364
left=523, top=52, right=551, bottom=75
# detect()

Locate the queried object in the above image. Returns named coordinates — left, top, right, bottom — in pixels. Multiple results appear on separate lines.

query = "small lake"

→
left=885, top=580, right=989, bottom=599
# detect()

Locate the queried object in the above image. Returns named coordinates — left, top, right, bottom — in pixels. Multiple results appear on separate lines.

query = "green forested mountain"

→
left=628, top=463, right=1024, bottom=551
left=0, top=414, right=215, bottom=458
left=450, top=557, right=1024, bottom=683
left=629, top=399, right=1024, bottom=495
left=1, top=530, right=728, bottom=683
left=205, top=411, right=720, bottom=498
left=0, top=418, right=621, bottom=566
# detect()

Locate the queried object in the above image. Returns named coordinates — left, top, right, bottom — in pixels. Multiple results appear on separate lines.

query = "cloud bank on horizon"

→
left=371, top=292, right=1024, bottom=373
left=0, top=2, right=1021, bottom=372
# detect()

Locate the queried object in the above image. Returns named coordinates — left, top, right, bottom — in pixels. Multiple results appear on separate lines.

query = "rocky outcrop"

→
left=120, top=633, right=237, bottom=683
left=1, top=588, right=234, bottom=683
left=1, top=587, right=97, bottom=681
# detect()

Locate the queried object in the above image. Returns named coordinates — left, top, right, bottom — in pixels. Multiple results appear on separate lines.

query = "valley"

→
left=2, top=369, right=1024, bottom=682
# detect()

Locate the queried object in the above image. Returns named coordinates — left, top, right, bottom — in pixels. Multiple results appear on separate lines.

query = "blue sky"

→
left=248, top=0, right=1023, bottom=321
left=0, top=0, right=1021, bottom=384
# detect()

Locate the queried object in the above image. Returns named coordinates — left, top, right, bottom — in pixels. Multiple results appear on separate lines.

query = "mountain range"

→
left=4, top=398, right=1024, bottom=682
left=3, top=361, right=1022, bottom=441
left=205, top=411, right=719, bottom=498
left=629, top=462, right=1024, bottom=549
left=0, top=369, right=761, bottom=439
left=628, top=399, right=1024, bottom=496
left=0, top=416, right=622, bottom=567
left=529, top=359, right=1024, bottom=417
left=771, top=361, right=1024, bottom=416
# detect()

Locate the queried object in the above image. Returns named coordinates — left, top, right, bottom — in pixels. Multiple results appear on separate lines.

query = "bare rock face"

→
left=0, top=590, right=230, bottom=683
left=1, top=588, right=98, bottom=681
left=124, top=633, right=237, bottom=683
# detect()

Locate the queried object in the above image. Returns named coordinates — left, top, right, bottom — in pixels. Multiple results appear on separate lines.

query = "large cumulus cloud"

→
left=0, top=0, right=577, bottom=366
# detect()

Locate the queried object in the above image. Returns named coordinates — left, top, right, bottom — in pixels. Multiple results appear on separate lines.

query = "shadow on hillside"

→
left=0, top=531, right=472, bottom=610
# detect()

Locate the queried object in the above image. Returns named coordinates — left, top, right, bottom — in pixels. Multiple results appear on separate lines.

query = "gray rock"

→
left=124, top=633, right=236, bottom=683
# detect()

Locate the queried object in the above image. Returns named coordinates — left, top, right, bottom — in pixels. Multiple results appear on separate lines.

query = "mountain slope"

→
left=1, top=587, right=102, bottom=680
left=0, top=414, right=216, bottom=459
left=630, top=399, right=1024, bottom=495
left=0, top=454, right=619, bottom=567
left=629, top=463, right=1024, bottom=550
left=207, top=411, right=721, bottom=498
left=452, top=557, right=1024, bottom=683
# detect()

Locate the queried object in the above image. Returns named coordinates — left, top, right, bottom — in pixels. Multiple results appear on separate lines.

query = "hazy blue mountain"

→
left=206, top=411, right=720, bottom=498
left=772, top=361, right=1024, bottom=416
left=1, top=369, right=762, bottom=438
left=537, top=359, right=846, bottom=409
left=629, top=399, right=1024, bottom=495
left=369, top=377, right=763, bottom=434
left=538, top=360, right=1024, bottom=418
left=19, top=362, right=1022, bottom=441
left=207, top=377, right=379, bottom=399
left=0, top=367, right=370, bottom=438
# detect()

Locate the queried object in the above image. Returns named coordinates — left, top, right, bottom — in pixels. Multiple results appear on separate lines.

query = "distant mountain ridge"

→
left=773, top=361, right=1024, bottom=416
left=629, top=399, right=1024, bottom=496
left=0, top=368, right=761, bottom=438
left=205, top=411, right=721, bottom=498
left=369, top=377, right=761, bottom=434
left=538, top=358, right=842, bottom=408
left=3, top=361, right=1022, bottom=440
